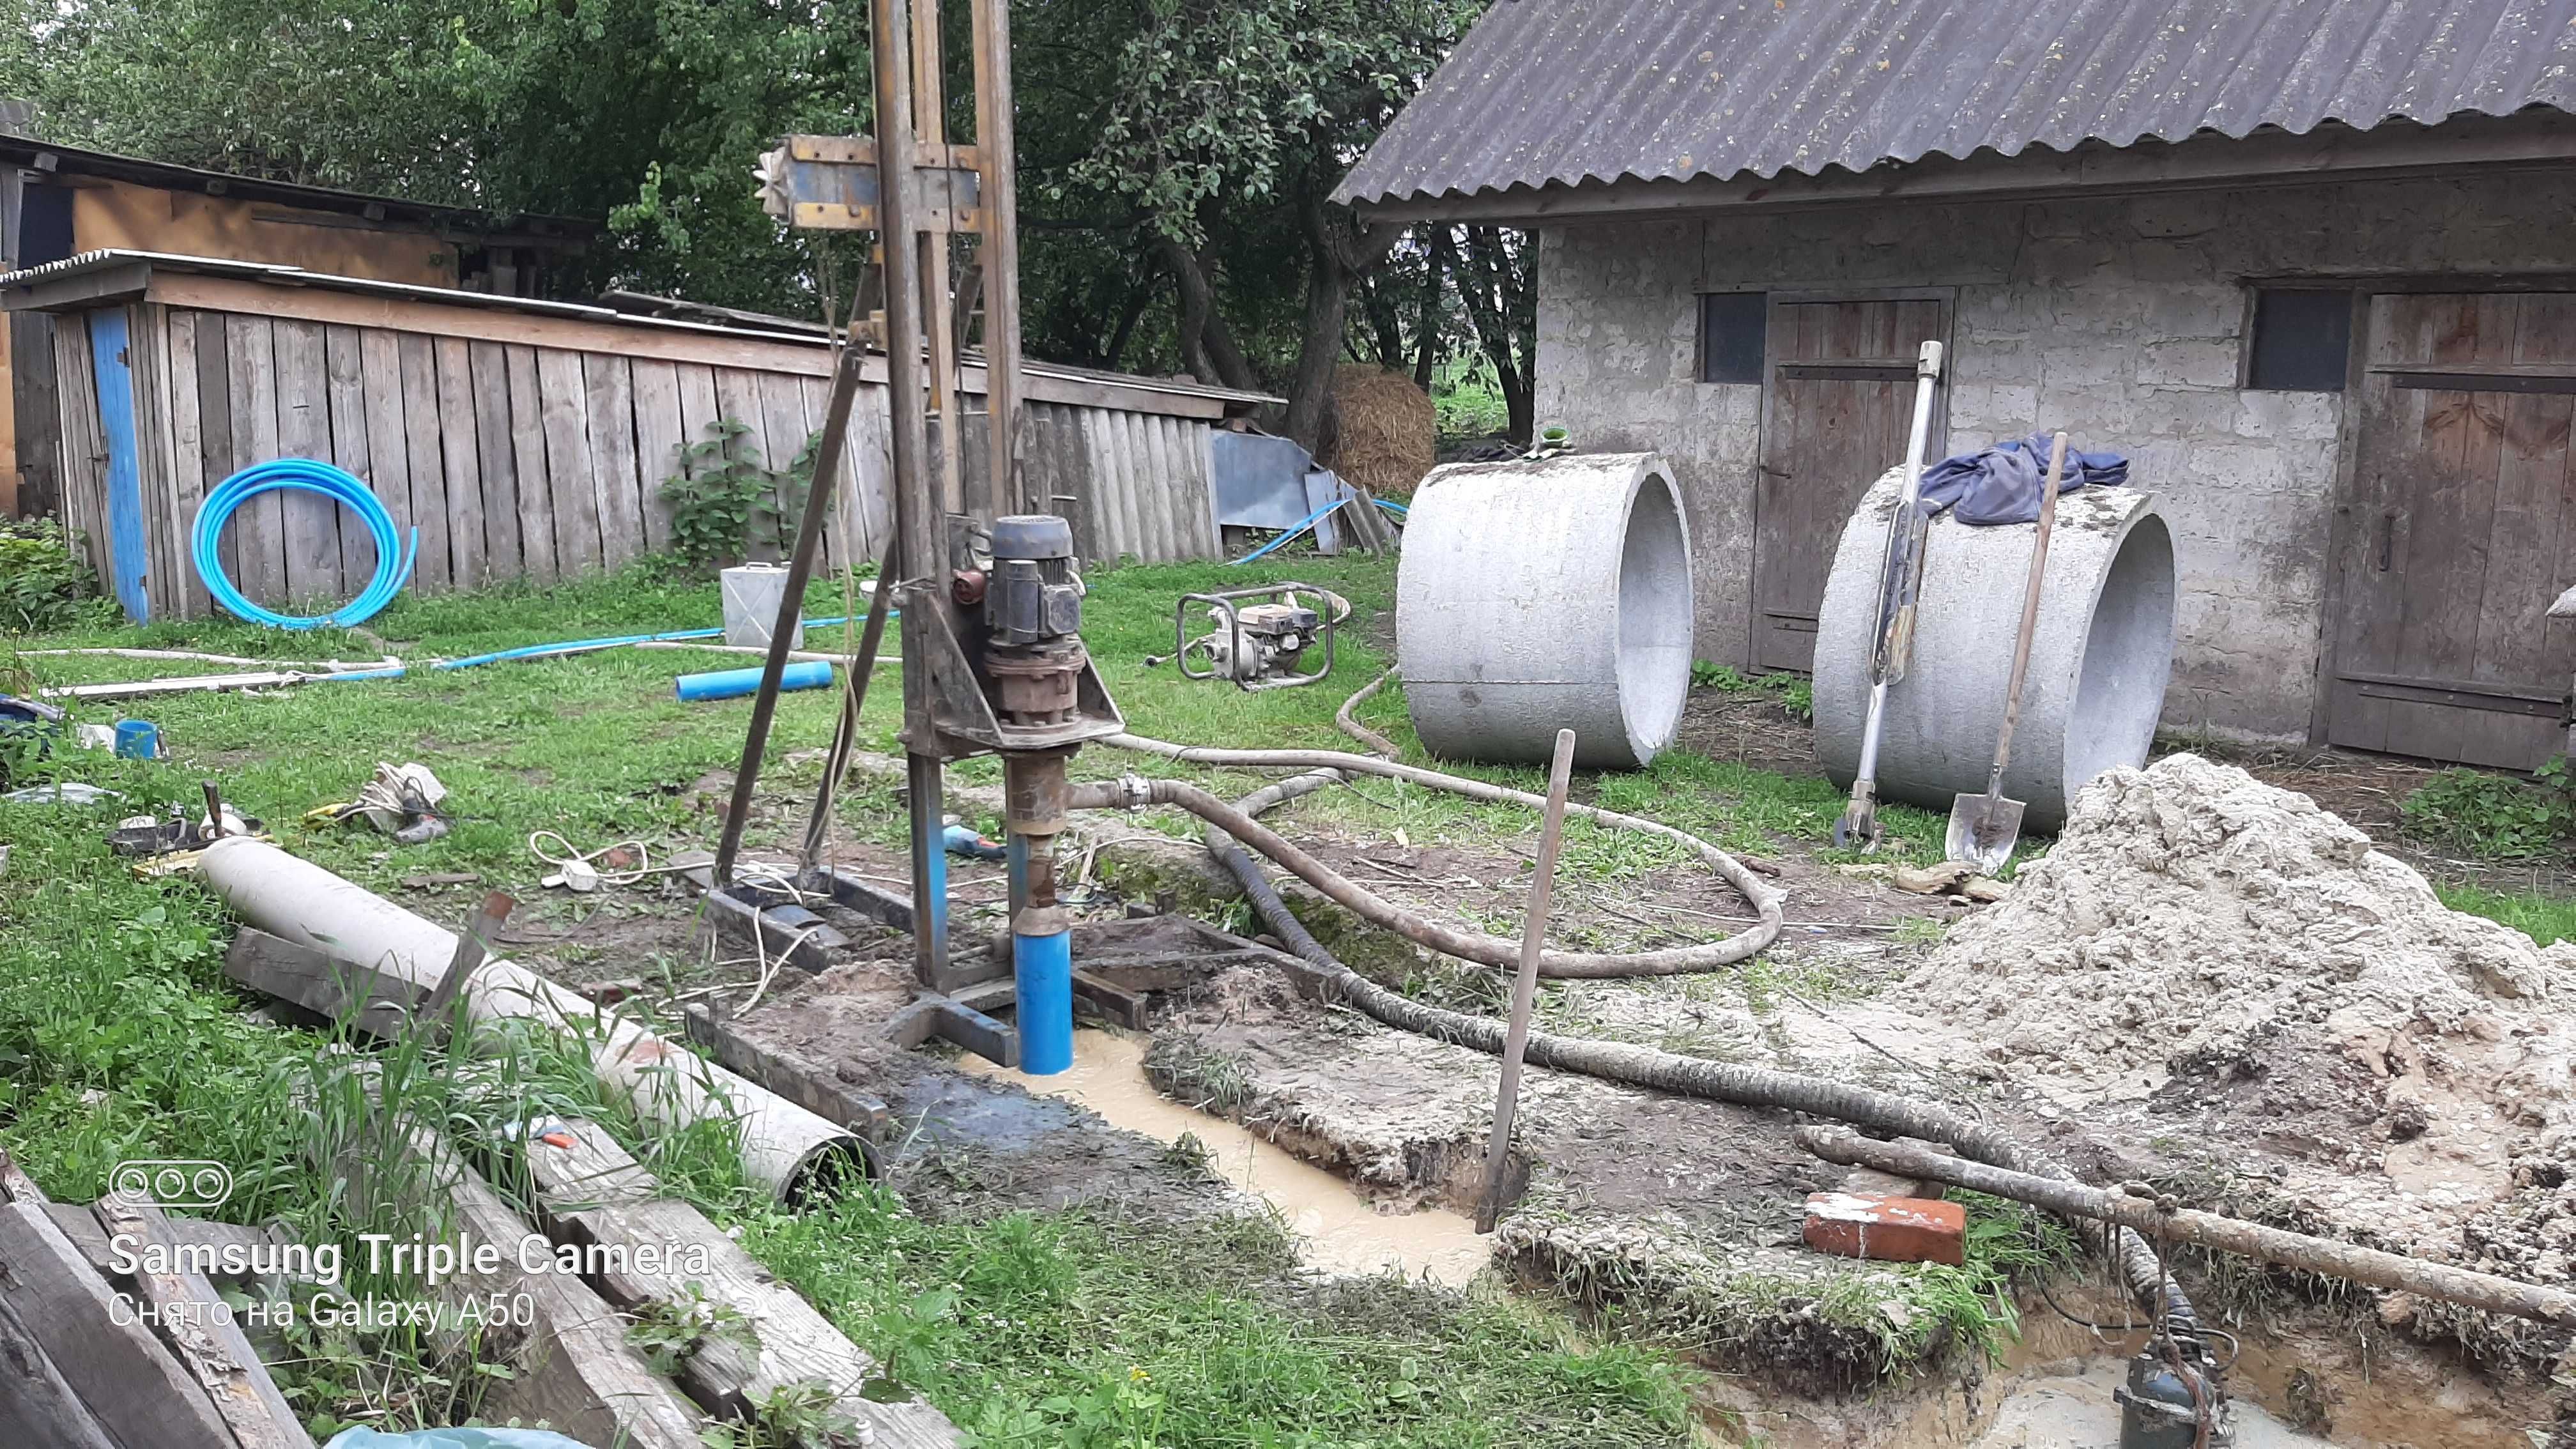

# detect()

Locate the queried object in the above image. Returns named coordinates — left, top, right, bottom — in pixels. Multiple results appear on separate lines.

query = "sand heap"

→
left=1910, top=754, right=2576, bottom=1119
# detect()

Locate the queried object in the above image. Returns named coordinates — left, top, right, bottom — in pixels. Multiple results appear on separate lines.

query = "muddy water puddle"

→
left=960, top=1028, right=1489, bottom=1285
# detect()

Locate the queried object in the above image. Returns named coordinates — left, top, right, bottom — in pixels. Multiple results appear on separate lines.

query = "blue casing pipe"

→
left=675, top=659, right=834, bottom=702
left=1013, top=924, right=1073, bottom=1075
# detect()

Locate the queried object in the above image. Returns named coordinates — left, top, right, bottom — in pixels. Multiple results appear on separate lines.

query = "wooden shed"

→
left=1, top=249, right=1269, bottom=622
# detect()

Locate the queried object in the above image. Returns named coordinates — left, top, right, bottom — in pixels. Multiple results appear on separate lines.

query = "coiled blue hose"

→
left=194, top=459, right=417, bottom=629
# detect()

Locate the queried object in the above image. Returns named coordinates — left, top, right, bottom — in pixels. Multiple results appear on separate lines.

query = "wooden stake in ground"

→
left=1476, top=727, right=1576, bottom=1235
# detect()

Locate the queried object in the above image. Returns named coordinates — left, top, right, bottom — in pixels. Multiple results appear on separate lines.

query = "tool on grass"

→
left=1833, top=339, right=1945, bottom=853
left=1945, top=431, right=2068, bottom=873
left=1475, top=726, right=1576, bottom=1234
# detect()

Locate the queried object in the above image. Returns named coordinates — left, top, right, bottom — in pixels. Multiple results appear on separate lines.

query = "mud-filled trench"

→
left=960, top=1027, right=1489, bottom=1285
left=1749, top=1301, right=2549, bottom=1449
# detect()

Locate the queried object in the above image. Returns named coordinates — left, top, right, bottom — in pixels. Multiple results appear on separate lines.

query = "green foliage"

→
left=662, top=417, right=822, bottom=570
left=0, top=518, right=107, bottom=632
left=2400, top=760, right=2576, bottom=860
left=1690, top=660, right=1814, bottom=723
left=625, top=1280, right=754, bottom=1376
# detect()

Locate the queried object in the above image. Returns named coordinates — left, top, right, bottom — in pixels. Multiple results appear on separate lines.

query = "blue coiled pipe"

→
left=195, top=459, right=417, bottom=630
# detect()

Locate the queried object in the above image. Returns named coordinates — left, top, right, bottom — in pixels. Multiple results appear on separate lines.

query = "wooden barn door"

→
left=2331, top=292, right=2576, bottom=767
left=1751, top=294, right=1948, bottom=673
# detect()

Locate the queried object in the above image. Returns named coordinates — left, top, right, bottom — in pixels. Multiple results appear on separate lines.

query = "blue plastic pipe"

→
left=194, top=459, right=417, bottom=629
left=1013, top=921, right=1073, bottom=1075
left=675, top=659, right=834, bottom=701
left=1228, top=498, right=1347, bottom=565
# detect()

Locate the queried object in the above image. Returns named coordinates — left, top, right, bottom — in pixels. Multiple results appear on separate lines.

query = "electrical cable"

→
left=194, top=459, right=417, bottom=630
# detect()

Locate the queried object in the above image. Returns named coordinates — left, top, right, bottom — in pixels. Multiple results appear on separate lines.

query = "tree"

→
left=1064, top=0, right=1483, bottom=448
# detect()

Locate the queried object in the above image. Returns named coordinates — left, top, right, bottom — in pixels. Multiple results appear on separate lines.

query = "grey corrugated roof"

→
left=1338, top=0, right=2576, bottom=208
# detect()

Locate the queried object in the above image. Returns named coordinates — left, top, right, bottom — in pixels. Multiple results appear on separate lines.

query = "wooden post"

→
left=968, top=0, right=1024, bottom=514
left=1475, top=727, right=1575, bottom=1234
left=89, top=1195, right=314, bottom=1449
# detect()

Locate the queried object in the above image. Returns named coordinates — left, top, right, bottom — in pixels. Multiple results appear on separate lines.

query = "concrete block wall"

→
left=1533, top=169, right=2576, bottom=742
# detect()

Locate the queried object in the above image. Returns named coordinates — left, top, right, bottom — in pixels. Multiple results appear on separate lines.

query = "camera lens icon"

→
left=109, top=1160, right=234, bottom=1210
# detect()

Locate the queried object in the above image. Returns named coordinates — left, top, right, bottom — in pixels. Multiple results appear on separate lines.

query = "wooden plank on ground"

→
left=583, top=351, right=645, bottom=572
left=356, top=328, right=414, bottom=598
left=91, top=1196, right=313, bottom=1449
left=434, top=337, right=487, bottom=590
left=538, top=348, right=602, bottom=576
left=224, top=926, right=425, bottom=1037
left=468, top=341, right=525, bottom=583
left=629, top=358, right=685, bottom=558
left=223, top=314, right=288, bottom=606
left=0, top=1167, right=237, bottom=1448
left=323, top=323, right=378, bottom=591
left=526, top=1119, right=960, bottom=1449
left=506, top=343, right=557, bottom=585
left=397, top=332, right=453, bottom=593
left=358, top=1122, right=707, bottom=1449
left=0, top=1292, right=119, bottom=1449
left=272, top=318, right=344, bottom=608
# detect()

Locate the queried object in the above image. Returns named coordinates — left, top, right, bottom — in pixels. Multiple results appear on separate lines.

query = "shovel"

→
left=1833, top=340, right=1944, bottom=853
left=1944, top=431, right=2068, bottom=872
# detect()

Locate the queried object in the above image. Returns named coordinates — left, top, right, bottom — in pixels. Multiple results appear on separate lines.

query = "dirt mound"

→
left=1324, top=365, right=1435, bottom=501
left=1912, top=753, right=2571, bottom=1101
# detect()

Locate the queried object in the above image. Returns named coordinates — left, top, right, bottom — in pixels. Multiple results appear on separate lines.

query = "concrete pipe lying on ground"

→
left=1813, top=469, right=2176, bottom=832
left=199, top=837, right=862, bottom=1203
left=1397, top=451, right=1694, bottom=770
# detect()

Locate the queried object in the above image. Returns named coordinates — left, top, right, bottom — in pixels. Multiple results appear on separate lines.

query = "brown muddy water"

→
left=960, top=1027, right=1489, bottom=1285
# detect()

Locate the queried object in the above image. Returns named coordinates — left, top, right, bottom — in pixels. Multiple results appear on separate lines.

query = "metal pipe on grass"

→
left=1477, top=728, right=1574, bottom=1234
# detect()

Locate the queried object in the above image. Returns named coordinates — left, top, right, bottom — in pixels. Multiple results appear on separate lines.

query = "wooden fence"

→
left=8, top=251, right=1261, bottom=621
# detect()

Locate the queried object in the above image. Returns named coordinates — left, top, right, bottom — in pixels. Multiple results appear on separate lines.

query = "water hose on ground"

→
left=1087, top=736, right=1782, bottom=976
left=1334, top=667, right=1402, bottom=758
left=1070, top=746, right=2214, bottom=1375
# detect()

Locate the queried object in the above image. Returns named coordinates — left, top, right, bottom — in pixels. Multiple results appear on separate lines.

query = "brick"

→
left=1803, top=1192, right=1966, bottom=1266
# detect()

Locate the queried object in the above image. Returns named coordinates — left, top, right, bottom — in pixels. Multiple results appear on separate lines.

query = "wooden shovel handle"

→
left=1990, top=433, right=2067, bottom=781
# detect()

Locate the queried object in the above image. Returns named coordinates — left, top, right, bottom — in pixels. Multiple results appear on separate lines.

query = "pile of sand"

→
left=1910, top=754, right=2576, bottom=1116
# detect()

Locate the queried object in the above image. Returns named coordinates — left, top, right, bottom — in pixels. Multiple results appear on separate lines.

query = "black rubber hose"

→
left=1186, top=769, right=2209, bottom=1370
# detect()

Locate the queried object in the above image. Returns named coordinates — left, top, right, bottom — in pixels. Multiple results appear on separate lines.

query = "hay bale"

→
left=1324, top=365, right=1435, bottom=501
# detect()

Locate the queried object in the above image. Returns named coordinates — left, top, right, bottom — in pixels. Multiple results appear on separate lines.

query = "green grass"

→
left=2437, top=882, right=2576, bottom=947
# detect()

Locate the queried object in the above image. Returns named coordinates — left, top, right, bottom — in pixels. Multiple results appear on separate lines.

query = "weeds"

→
left=0, top=518, right=109, bottom=632
left=1687, top=660, right=1812, bottom=722
left=625, top=1280, right=756, bottom=1376
left=2400, top=760, right=2576, bottom=859
left=663, top=417, right=825, bottom=570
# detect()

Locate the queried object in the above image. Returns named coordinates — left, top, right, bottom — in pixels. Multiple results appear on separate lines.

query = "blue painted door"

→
left=88, top=309, right=151, bottom=623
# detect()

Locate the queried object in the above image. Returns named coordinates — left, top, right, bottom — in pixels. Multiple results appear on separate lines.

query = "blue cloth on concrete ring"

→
left=1916, top=431, right=2128, bottom=526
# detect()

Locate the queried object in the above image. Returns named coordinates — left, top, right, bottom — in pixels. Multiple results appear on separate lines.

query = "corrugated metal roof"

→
left=1338, top=0, right=2576, bottom=207
left=0, top=131, right=594, bottom=238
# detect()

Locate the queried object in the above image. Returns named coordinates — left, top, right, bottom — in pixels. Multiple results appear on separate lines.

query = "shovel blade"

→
left=1945, top=792, right=2024, bottom=873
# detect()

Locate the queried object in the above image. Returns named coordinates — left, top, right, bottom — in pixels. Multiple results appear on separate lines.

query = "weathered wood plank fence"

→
left=6, top=251, right=1264, bottom=620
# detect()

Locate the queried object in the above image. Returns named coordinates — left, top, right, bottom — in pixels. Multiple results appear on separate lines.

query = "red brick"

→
left=1802, top=1192, right=1966, bottom=1266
